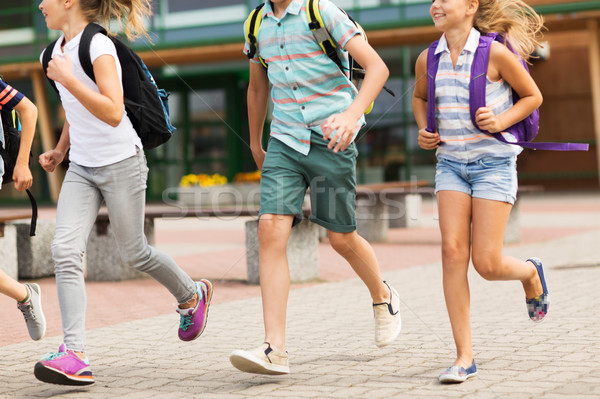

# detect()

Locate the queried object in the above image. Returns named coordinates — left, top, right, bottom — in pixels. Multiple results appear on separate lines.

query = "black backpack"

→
left=42, top=23, right=175, bottom=150
left=0, top=76, right=37, bottom=236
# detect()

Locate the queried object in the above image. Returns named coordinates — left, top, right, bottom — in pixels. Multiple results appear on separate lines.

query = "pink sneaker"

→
left=34, top=344, right=95, bottom=386
left=176, top=279, right=213, bottom=341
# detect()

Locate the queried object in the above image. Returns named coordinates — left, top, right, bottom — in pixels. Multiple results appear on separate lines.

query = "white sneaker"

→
left=230, top=343, right=290, bottom=375
left=373, top=281, right=401, bottom=347
left=17, top=283, right=47, bottom=341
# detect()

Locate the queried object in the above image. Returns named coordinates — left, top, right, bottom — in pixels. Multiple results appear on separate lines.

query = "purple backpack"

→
left=426, top=33, right=589, bottom=151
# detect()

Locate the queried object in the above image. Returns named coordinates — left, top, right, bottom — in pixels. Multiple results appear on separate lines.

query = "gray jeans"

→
left=52, top=151, right=196, bottom=352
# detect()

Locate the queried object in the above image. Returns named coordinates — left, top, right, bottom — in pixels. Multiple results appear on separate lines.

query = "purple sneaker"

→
left=34, top=344, right=95, bottom=386
left=176, top=279, right=213, bottom=341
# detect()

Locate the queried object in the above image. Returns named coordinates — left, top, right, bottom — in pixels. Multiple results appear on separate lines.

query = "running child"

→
left=412, top=0, right=549, bottom=383
left=229, top=0, right=402, bottom=375
left=0, top=80, right=45, bottom=341
left=35, top=0, right=211, bottom=386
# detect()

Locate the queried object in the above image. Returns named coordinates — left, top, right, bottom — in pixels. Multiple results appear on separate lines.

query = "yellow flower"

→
left=180, top=173, right=228, bottom=187
left=233, top=170, right=261, bottom=183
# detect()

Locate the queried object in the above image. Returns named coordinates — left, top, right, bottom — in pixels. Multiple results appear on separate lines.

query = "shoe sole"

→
left=25, top=283, right=47, bottom=341
left=439, top=371, right=477, bottom=384
left=230, top=351, right=289, bottom=375
left=197, top=279, right=213, bottom=337
left=34, top=363, right=95, bottom=386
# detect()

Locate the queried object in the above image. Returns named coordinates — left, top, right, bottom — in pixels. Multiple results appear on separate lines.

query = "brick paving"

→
left=0, top=191, right=599, bottom=398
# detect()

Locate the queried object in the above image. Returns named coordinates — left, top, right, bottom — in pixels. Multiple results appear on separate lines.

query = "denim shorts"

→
left=260, top=132, right=358, bottom=233
left=434, top=156, right=518, bottom=204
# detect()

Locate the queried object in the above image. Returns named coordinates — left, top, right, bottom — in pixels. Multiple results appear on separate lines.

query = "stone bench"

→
left=90, top=205, right=318, bottom=284
left=504, top=185, right=544, bottom=244
left=0, top=210, right=31, bottom=280
left=16, top=219, right=55, bottom=279
left=355, top=180, right=432, bottom=242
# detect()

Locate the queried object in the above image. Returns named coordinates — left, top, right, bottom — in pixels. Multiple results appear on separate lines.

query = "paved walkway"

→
left=1, top=191, right=600, bottom=398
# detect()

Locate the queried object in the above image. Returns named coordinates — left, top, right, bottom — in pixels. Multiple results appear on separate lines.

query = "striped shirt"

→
left=243, top=0, right=364, bottom=155
left=0, top=81, right=24, bottom=148
left=434, top=28, right=522, bottom=163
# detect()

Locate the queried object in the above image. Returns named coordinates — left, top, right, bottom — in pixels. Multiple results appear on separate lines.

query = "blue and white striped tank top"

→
left=434, top=28, right=522, bottom=163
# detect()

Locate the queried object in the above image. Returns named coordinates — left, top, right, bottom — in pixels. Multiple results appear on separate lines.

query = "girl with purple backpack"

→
left=412, top=0, right=549, bottom=383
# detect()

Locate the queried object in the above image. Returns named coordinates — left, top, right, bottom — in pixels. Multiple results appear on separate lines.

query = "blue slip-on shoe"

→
left=439, top=360, right=477, bottom=383
left=526, top=257, right=550, bottom=323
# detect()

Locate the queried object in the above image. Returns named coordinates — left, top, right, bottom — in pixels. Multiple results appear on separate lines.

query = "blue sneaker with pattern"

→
left=526, top=257, right=550, bottom=322
left=439, top=360, right=477, bottom=383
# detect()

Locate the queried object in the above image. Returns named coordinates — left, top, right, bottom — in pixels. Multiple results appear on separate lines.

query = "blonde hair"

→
left=473, top=0, right=544, bottom=61
left=79, top=0, right=153, bottom=41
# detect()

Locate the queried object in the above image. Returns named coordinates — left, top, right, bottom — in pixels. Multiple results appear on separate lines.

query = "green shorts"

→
left=260, top=131, right=358, bottom=233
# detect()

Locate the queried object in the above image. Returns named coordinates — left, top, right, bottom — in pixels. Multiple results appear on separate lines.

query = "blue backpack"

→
left=426, top=33, right=589, bottom=151
left=42, top=23, right=175, bottom=150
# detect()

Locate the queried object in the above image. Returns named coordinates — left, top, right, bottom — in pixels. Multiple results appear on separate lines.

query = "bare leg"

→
left=328, top=230, right=389, bottom=302
left=258, top=214, right=294, bottom=352
left=437, top=191, right=473, bottom=368
left=0, top=270, right=27, bottom=302
left=470, top=198, right=542, bottom=298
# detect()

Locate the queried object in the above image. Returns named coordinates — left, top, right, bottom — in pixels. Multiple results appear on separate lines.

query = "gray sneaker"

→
left=230, top=343, right=290, bottom=375
left=17, top=283, right=46, bottom=341
left=373, top=281, right=401, bottom=347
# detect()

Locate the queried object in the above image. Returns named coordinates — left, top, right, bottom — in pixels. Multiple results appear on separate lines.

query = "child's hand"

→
left=475, top=107, right=504, bottom=133
left=418, top=128, right=441, bottom=150
left=46, top=53, right=73, bottom=86
left=12, top=165, right=33, bottom=191
left=321, top=112, right=361, bottom=153
left=39, top=149, right=65, bottom=173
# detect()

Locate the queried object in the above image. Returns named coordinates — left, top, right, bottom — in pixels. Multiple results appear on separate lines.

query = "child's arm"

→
left=11, top=97, right=37, bottom=191
left=46, top=53, right=124, bottom=127
left=39, top=121, right=70, bottom=173
left=413, top=49, right=441, bottom=150
left=475, top=42, right=543, bottom=133
left=322, top=35, right=388, bottom=153
left=247, top=61, right=270, bottom=170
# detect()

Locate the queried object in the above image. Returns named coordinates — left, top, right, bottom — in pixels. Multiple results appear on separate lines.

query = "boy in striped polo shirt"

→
left=0, top=79, right=46, bottom=342
left=229, top=0, right=402, bottom=375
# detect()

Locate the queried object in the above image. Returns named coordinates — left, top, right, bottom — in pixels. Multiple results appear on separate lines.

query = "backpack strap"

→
left=306, top=0, right=344, bottom=72
left=25, top=188, right=37, bottom=236
left=41, top=23, right=105, bottom=92
left=425, top=40, right=440, bottom=133
left=42, top=40, right=59, bottom=95
left=245, top=3, right=268, bottom=68
left=468, top=34, right=495, bottom=130
left=79, top=23, right=108, bottom=83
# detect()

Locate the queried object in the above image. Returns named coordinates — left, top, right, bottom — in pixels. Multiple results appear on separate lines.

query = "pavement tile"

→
left=1, top=192, right=600, bottom=398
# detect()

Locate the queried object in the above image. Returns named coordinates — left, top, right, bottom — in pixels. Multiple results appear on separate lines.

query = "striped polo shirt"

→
left=434, top=28, right=522, bottom=163
left=243, top=0, right=364, bottom=155
left=0, top=81, right=24, bottom=147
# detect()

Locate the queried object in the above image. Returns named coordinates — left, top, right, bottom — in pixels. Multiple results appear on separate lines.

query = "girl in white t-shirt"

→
left=35, top=0, right=212, bottom=386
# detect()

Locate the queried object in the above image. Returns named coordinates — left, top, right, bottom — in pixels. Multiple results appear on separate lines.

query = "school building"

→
left=0, top=0, right=599, bottom=205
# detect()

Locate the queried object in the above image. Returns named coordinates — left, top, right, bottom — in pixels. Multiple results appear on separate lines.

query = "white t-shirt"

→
left=40, top=30, right=142, bottom=167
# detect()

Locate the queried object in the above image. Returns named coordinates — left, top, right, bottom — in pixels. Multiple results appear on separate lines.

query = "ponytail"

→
left=80, top=0, right=153, bottom=41
left=474, top=0, right=544, bottom=61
